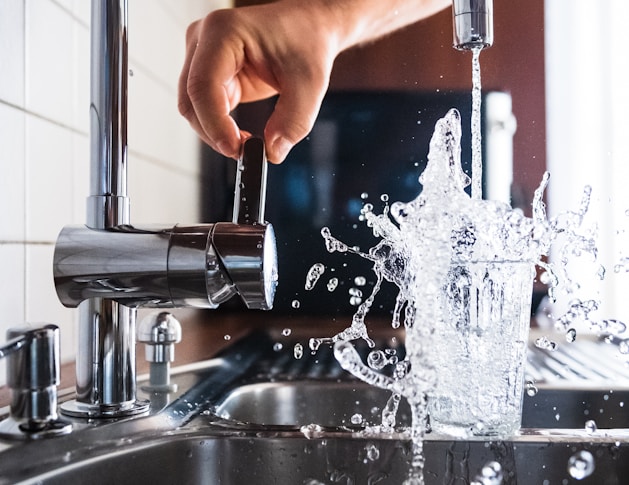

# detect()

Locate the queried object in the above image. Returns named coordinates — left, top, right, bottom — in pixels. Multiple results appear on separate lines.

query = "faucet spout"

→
left=452, top=0, right=493, bottom=50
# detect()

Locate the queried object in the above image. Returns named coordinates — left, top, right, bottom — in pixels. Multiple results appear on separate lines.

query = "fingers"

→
left=178, top=16, right=242, bottom=159
left=177, top=8, right=334, bottom=164
left=264, top=66, right=329, bottom=164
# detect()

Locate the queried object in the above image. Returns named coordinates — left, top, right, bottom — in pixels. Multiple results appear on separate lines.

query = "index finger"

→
left=185, top=21, right=243, bottom=158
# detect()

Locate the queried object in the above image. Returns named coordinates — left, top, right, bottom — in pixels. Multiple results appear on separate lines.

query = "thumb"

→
left=264, top=71, right=329, bottom=163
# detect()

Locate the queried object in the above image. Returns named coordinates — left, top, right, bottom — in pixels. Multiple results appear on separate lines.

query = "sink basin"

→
left=1, top=331, right=629, bottom=484
left=215, top=331, right=629, bottom=430
left=1, top=416, right=627, bottom=484
left=216, top=379, right=629, bottom=430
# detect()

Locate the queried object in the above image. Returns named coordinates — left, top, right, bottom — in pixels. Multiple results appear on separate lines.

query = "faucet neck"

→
left=89, top=0, right=129, bottom=229
left=60, top=0, right=148, bottom=419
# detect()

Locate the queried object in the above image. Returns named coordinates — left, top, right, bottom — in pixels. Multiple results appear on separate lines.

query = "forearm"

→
left=286, top=0, right=451, bottom=52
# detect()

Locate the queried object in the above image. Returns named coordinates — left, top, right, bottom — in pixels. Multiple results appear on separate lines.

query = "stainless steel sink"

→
left=1, top=331, right=629, bottom=484
left=215, top=379, right=629, bottom=430
left=4, top=425, right=629, bottom=484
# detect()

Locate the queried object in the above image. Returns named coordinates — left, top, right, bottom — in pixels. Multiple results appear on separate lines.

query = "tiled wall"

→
left=0, top=0, right=229, bottom=385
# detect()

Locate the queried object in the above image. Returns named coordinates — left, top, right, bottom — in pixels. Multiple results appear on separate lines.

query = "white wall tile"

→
left=71, top=132, right=89, bottom=223
left=0, top=0, right=25, bottom=107
left=25, top=0, right=75, bottom=128
left=0, top=243, right=25, bottom=386
left=0, top=103, right=26, bottom=241
left=25, top=115, right=74, bottom=242
left=71, top=0, right=90, bottom=26
left=129, top=1, right=184, bottom=89
left=127, top=71, right=200, bottom=175
left=128, top=153, right=200, bottom=224
left=72, top=20, right=90, bottom=134
left=0, top=244, right=26, bottom=325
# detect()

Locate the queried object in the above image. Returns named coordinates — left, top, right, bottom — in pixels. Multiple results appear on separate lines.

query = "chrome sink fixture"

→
left=1, top=331, right=629, bottom=484
left=49, top=0, right=277, bottom=420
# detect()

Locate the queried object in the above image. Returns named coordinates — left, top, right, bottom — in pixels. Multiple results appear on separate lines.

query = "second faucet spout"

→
left=452, top=0, right=493, bottom=50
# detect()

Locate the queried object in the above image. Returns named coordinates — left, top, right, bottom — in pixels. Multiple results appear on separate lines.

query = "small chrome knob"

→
left=137, top=312, right=182, bottom=363
left=137, top=312, right=182, bottom=392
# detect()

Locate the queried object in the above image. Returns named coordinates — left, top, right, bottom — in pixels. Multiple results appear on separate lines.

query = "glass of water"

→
left=427, top=260, right=535, bottom=437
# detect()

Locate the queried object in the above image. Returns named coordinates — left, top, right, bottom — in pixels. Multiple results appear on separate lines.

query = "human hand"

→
left=178, top=2, right=340, bottom=163
left=178, top=0, right=449, bottom=163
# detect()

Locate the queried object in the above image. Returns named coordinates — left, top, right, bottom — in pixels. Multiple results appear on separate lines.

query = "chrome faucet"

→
left=452, top=0, right=493, bottom=50
left=53, top=0, right=277, bottom=418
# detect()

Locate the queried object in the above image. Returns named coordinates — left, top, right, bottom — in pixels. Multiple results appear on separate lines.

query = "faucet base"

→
left=0, top=416, right=72, bottom=440
left=60, top=399, right=149, bottom=419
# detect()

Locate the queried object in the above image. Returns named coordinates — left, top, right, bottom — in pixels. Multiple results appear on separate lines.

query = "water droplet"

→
left=566, top=328, right=577, bottom=342
left=273, top=342, right=283, bottom=351
left=350, top=413, right=363, bottom=425
left=349, top=296, right=362, bottom=306
left=361, top=203, right=374, bottom=215
left=300, top=423, right=323, bottom=439
left=223, top=334, right=231, bottom=341
left=365, top=443, right=380, bottom=461
left=128, top=69, right=134, bottom=77
left=354, top=276, right=367, bottom=286
left=603, top=319, right=627, bottom=335
left=535, top=336, right=558, bottom=351
left=568, top=450, right=595, bottom=479
left=380, top=194, right=389, bottom=202
left=327, top=277, right=339, bottom=292
left=367, top=350, right=387, bottom=370
left=309, top=338, right=322, bottom=352
left=305, top=263, right=325, bottom=290
left=361, top=192, right=369, bottom=200
left=619, top=340, right=629, bottom=354
left=293, top=343, right=304, bottom=359
left=349, top=287, right=363, bottom=297
left=282, top=328, right=292, bottom=337
left=473, top=461, right=503, bottom=485
left=291, top=299, right=301, bottom=309
left=584, top=420, right=597, bottom=434
left=525, top=381, right=538, bottom=397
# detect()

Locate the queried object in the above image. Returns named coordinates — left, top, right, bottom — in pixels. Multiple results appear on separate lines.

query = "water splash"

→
left=307, top=105, right=600, bottom=483
left=471, top=461, right=503, bottom=485
left=568, top=450, right=595, bottom=479
left=305, top=263, right=326, bottom=290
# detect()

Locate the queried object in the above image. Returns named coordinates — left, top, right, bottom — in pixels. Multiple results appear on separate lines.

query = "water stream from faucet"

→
left=471, top=46, right=483, bottom=201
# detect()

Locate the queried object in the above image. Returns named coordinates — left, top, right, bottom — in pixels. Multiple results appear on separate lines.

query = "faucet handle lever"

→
left=233, top=136, right=268, bottom=225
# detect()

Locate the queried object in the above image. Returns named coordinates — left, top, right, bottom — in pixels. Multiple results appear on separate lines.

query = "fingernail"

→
left=270, top=136, right=292, bottom=164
